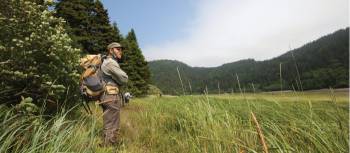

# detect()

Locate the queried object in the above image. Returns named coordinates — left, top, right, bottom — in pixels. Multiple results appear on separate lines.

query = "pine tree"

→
left=55, top=0, right=94, bottom=53
left=111, top=22, right=123, bottom=43
left=90, top=0, right=119, bottom=53
left=55, top=0, right=120, bottom=54
left=121, top=29, right=151, bottom=96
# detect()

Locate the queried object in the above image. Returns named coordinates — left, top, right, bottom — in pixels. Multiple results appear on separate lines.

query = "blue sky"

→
left=101, top=0, right=348, bottom=67
left=100, top=0, right=196, bottom=48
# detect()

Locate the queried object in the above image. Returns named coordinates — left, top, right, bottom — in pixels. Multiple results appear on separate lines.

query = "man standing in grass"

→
left=99, top=42, right=128, bottom=146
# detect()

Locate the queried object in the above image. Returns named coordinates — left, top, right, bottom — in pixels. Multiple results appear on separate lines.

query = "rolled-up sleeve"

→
left=105, top=62, right=128, bottom=85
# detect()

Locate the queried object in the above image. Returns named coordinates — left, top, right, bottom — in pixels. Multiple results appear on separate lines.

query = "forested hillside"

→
left=149, top=28, right=349, bottom=95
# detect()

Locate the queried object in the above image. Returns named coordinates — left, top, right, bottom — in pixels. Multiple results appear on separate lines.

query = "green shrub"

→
left=0, top=0, right=80, bottom=112
left=147, top=84, right=163, bottom=96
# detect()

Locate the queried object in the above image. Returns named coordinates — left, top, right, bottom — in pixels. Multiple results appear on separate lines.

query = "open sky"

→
left=101, top=0, right=348, bottom=67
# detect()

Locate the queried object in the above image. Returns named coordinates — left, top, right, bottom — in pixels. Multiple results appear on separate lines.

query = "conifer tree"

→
left=55, top=0, right=120, bottom=54
left=90, top=0, right=118, bottom=52
left=55, top=0, right=94, bottom=53
left=111, top=22, right=123, bottom=43
left=121, top=29, right=151, bottom=96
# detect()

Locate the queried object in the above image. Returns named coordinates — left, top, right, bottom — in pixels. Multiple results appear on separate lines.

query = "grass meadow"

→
left=0, top=89, right=348, bottom=153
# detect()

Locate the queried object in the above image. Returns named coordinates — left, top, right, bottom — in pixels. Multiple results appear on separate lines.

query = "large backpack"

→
left=79, top=54, right=107, bottom=101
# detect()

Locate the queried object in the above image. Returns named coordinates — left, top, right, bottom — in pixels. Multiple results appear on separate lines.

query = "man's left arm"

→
left=106, top=62, right=128, bottom=85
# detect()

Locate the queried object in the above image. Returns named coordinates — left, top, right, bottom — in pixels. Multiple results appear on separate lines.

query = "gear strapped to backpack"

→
left=79, top=54, right=107, bottom=101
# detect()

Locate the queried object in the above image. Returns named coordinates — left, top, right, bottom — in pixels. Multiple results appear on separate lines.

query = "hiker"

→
left=99, top=42, right=128, bottom=146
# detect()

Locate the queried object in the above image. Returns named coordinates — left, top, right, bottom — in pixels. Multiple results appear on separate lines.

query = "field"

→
left=0, top=89, right=349, bottom=153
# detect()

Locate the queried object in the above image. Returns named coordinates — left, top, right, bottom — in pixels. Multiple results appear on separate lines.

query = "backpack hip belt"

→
left=105, top=85, right=119, bottom=95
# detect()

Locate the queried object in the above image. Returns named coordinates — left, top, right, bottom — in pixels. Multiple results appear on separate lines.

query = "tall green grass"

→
left=0, top=105, right=102, bottom=153
left=0, top=91, right=348, bottom=153
left=120, top=92, right=349, bottom=153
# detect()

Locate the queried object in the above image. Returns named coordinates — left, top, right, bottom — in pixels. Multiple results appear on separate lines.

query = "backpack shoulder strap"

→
left=100, top=54, right=107, bottom=63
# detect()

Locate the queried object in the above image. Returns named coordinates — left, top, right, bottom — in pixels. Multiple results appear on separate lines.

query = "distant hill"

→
left=149, top=28, right=349, bottom=95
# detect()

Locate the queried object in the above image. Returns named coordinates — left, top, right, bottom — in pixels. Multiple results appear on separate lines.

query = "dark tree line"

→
left=149, top=28, right=349, bottom=95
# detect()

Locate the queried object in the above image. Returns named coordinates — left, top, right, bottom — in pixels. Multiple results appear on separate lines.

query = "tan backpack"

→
left=79, top=54, right=107, bottom=101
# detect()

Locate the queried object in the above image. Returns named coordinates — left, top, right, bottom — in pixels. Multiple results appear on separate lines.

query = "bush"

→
left=0, top=0, right=80, bottom=113
left=147, top=84, right=163, bottom=96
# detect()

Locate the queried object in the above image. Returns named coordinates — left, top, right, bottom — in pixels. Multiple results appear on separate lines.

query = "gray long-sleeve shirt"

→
left=101, top=57, right=128, bottom=86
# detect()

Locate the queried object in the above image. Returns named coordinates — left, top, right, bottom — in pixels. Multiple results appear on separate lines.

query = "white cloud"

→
left=143, top=0, right=348, bottom=67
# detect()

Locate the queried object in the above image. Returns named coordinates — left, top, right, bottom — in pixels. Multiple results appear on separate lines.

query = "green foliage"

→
left=15, top=97, right=39, bottom=115
left=149, top=28, right=349, bottom=95
left=0, top=0, right=80, bottom=112
left=121, top=29, right=151, bottom=96
left=148, top=60, right=191, bottom=95
left=147, top=84, right=163, bottom=95
left=111, top=22, right=123, bottom=43
left=55, top=0, right=120, bottom=54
